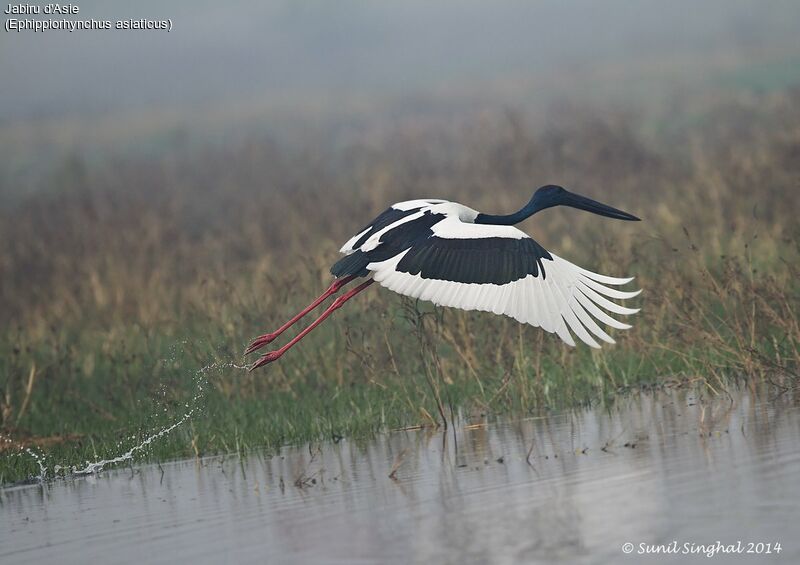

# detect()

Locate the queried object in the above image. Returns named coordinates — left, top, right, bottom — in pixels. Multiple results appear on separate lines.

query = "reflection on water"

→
left=2, top=385, right=799, bottom=564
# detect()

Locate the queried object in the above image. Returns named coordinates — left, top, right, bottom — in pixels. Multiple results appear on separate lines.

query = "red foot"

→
left=248, top=350, right=283, bottom=371
left=245, top=333, right=279, bottom=355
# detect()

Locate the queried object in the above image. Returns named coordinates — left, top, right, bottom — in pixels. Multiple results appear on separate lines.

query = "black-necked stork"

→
left=246, top=185, right=640, bottom=370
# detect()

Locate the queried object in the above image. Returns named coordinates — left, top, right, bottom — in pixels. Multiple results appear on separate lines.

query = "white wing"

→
left=365, top=218, right=640, bottom=348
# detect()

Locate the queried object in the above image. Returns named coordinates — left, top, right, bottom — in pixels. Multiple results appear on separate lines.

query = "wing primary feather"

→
left=553, top=314, right=576, bottom=347
left=573, top=289, right=633, bottom=330
left=579, top=276, right=643, bottom=300
left=577, top=281, right=641, bottom=316
left=546, top=265, right=600, bottom=348
left=568, top=295, right=615, bottom=344
left=574, top=265, right=635, bottom=285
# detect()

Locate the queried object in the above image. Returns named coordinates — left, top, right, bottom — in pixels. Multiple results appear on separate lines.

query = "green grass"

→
left=2, top=262, right=796, bottom=485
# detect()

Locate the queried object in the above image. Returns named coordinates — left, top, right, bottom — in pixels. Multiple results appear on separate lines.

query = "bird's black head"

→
left=530, top=185, right=567, bottom=210
left=475, top=184, right=640, bottom=225
left=530, top=185, right=640, bottom=221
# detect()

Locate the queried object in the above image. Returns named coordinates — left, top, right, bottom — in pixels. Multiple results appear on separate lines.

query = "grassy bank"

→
left=1, top=90, right=799, bottom=484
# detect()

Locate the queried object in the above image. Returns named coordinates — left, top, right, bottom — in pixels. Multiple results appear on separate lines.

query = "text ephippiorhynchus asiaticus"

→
left=245, top=185, right=641, bottom=370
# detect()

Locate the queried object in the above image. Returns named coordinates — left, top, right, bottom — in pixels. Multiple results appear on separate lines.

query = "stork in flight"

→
left=245, top=185, right=640, bottom=370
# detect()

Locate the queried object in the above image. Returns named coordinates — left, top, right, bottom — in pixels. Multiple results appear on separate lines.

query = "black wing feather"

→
left=395, top=236, right=552, bottom=285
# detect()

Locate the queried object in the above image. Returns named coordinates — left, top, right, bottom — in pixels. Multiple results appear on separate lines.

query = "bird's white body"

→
left=339, top=199, right=640, bottom=349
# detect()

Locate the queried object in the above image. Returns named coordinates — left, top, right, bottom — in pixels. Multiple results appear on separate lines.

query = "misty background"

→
left=2, top=0, right=799, bottom=196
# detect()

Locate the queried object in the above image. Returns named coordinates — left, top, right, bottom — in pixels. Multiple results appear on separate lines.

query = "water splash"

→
left=71, top=360, right=247, bottom=476
left=13, top=359, right=247, bottom=482
left=24, top=447, right=48, bottom=482
left=1, top=435, right=49, bottom=482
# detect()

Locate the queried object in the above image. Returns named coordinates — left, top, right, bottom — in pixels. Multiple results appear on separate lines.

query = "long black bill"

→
left=562, top=191, right=640, bottom=221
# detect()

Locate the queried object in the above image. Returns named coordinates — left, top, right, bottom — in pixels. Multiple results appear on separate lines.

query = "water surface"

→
left=3, top=385, right=799, bottom=564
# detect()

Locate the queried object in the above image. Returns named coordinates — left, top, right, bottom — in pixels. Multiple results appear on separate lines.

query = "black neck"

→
left=475, top=186, right=640, bottom=225
left=474, top=200, right=540, bottom=225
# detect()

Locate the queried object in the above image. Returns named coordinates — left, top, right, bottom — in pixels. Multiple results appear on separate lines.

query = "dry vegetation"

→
left=1, top=89, right=799, bottom=481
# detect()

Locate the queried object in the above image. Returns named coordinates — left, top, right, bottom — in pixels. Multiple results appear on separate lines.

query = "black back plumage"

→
left=331, top=211, right=446, bottom=278
left=349, top=207, right=421, bottom=250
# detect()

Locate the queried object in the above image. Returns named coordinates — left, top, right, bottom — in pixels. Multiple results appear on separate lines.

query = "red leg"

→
left=249, top=279, right=375, bottom=370
left=245, top=276, right=357, bottom=355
